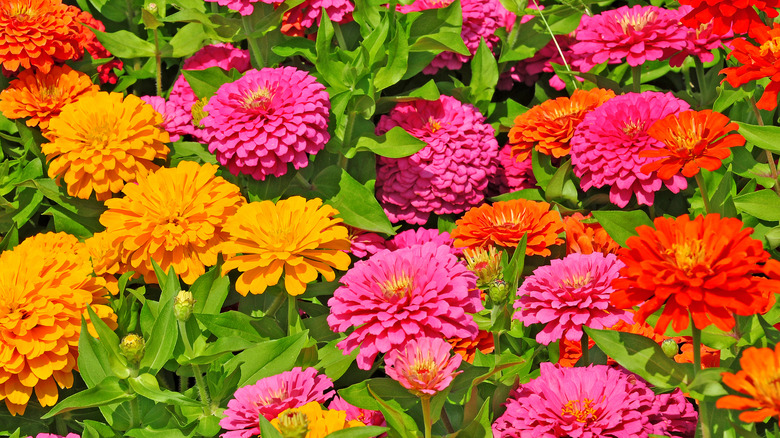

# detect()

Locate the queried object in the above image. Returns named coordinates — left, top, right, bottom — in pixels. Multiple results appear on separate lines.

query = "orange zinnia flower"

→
left=0, top=232, right=115, bottom=415
left=641, top=110, right=745, bottom=179
left=0, top=65, right=97, bottom=130
left=717, top=343, right=780, bottom=424
left=672, top=336, right=721, bottom=368
left=507, top=88, right=615, bottom=161
left=100, top=161, right=245, bottom=285
left=84, top=230, right=124, bottom=295
left=450, top=199, right=564, bottom=256
left=42, top=92, right=170, bottom=201
left=447, top=330, right=495, bottom=363
left=563, top=213, right=621, bottom=256
left=611, top=214, right=780, bottom=334
left=271, top=402, right=365, bottom=437
left=720, top=23, right=780, bottom=111
left=220, top=196, right=352, bottom=296
left=0, top=0, right=81, bottom=73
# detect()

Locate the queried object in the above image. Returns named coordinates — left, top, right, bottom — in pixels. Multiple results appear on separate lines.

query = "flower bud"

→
left=464, top=246, right=503, bottom=287
left=275, top=408, right=309, bottom=438
left=146, top=2, right=158, bottom=13
left=661, top=338, right=679, bottom=359
left=120, top=333, right=146, bottom=364
left=487, top=279, right=509, bottom=304
left=174, top=290, right=195, bottom=322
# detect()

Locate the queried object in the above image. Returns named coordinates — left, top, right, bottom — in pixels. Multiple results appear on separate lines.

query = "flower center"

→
left=38, top=85, right=62, bottom=101
left=668, top=239, right=706, bottom=274
left=275, top=408, right=310, bottom=438
left=191, top=97, right=209, bottom=128
left=759, top=36, right=780, bottom=59
left=242, top=87, right=274, bottom=111
left=617, top=10, right=656, bottom=33
left=86, top=118, right=116, bottom=148
left=622, top=120, right=645, bottom=137
left=427, top=117, right=443, bottom=133
left=6, top=1, right=37, bottom=21
left=380, top=273, right=414, bottom=299
left=561, top=272, right=593, bottom=289
left=411, top=355, right=436, bottom=379
left=561, top=398, right=598, bottom=423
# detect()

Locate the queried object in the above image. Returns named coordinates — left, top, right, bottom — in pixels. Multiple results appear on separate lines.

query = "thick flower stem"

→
left=748, top=97, right=780, bottom=195
left=632, top=66, right=641, bottom=93
left=693, top=58, right=709, bottom=105
left=421, top=395, right=433, bottom=438
left=694, top=173, right=711, bottom=214
left=691, top=320, right=712, bottom=438
left=580, top=333, right=590, bottom=366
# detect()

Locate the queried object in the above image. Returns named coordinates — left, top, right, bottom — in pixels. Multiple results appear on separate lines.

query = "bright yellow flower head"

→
left=100, top=161, right=245, bottom=285
left=271, top=402, right=365, bottom=438
left=220, top=196, right=352, bottom=296
left=42, top=91, right=170, bottom=201
left=0, top=232, right=115, bottom=416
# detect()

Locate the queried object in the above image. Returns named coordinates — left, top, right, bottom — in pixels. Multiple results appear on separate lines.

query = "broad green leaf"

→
left=85, top=307, right=130, bottom=379
left=169, top=141, right=217, bottom=165
left=271, top=37, right=317, bottom=63
left=734, top=189, right=780, bottom=221
left=686, top=368, right=728, bottom=401
left=491, top=188, right=545, bottom=202
left=42, top=376, right=134, bottom=419
left=195, top=311, right=267, bottom=342
left=469, top=39, right=498, bottom=106
left=544, top=159, right=577, bottom=204
left=367, top=385, right=420, bottom=438
left=455, top=397, right=491, bottom=438
left=125, top=427, right=190, bottom=438
left=139, top=297, right=177, bottom=375
left=167, top=23, right=206, bottom=58
left=737, top=122, right=780, bottom=154
left=182, top=67, right=234, bottom=100
left=190, top=265, right=229, bottom=315
left=410, top=32, right=470, bottom=55
left=374, top=21, right=410, bottom=91
left=339, top=378, right=418, bottom=412
left=316, top=339, right=359, bottom=381
left=408, top=80, right=441, bottom=100
left=591, top=210, right=654, bottom=247
left=355, top=126, right=426, bottom=158
left=531, top=150, right=556, bottom=189
left=408, top=0, right=462, bottom=39
left=325, top=168, right=395, bottom=235
left=128, top=374, right=201, bottom=407
left=258, top=415, right=283, bottom=438
left=232, top=331, right=310, bottom=386
left=86, top=28, right=156, bottom=58
left=78, top=318, right=112, bottom=388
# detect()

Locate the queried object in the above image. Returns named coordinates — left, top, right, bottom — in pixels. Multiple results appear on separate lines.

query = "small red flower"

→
left=720, top=24, right=780, bottom=111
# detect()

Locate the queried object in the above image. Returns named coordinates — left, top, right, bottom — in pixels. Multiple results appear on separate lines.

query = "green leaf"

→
left=324, top=426, right=390, bottom=438
left=469, top=39, right=498, bottom=106
left=78, top=318, right=112, bottom=388
left=456, top=397, right=491, bottom=438
left=139, top=297, right=177, bottom=375
left=355, top=126, right=426, bottom=158
left=408, top=80, right=441, bottom=100
left=686, top=368, right=728, bottom=401
left=243, top=170, right=296, bottom=202
left=42, top=376, right=134, bottom=419
left=182, top=67, right=233, bottom=100
left=128, top=374, right=201, bottom=407
left=86, top=27, right=156, bottom=58
left=85, top=307, right=131, bottom=380
left=737, top=122, right=780, bottom=154
left=408, top=0, right=462, bottom=40
left=196, top=311, right=267, bottom=342
left=531, top=150, right=556, bottom=189
left=325, top=168, right=395, bottom=235
left=374, top=21, right=410, bottom=91
left=410, top=32, right=470, bottom=55
left=734, top=189, right=780, bottom=221
left=366, top=385, right=420, bottom=438
left=170, top=141, right=217, bottom=165
left=316, top=339, right=359, bottom=381
left=591, top=210, right=654, bottom=247
left=505, top=234, right=527, bottom=293
left=258, top=415, right=283, bottom=438
left=232, top=331, right=310, bottom=387
left=544, top=159, right=577, bottom=204
left=339, top=378, right=418, bottom=412
left=167, top=23, right=206, bottom=58
left=585, top=327, right=692, bottom=390
left=491, top=188, right=545, bottom=202
left=190, top=266, right=229, bottom=315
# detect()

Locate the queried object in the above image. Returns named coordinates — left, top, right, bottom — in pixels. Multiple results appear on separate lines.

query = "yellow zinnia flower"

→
left=220, top=196, right=352, bottom=296
left=271, top=402, right=365, bottom=438
left=99, top=161, right=245, bottom=285
left=42, top=91, right=170, bottom=201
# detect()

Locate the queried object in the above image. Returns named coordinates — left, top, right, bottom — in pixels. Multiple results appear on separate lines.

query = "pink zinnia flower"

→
left=572, top=5, right=689, bottom=72
left=347, top=227, right=386, bottom=258
left=492, top=363, right=658, bottom=437
left=327, top=242, right=482, bottom=369
left=649, top=388, right=698, bottom=436
left=140, top=95, right=191, bottom=143
left=397, top=0, right=513, bottom=74
left=328, top=396, right=386, bottom=427
left=386, top=228, right=460, bottom=256
left=385, top=337, right=463, bottom=397
left=570, top=91, right=690, bottom=207
left=497, top=144, right=536, bottom=191
left=219, top=367, right=334, bottom=438
left=376, top=96, right=499, bottom=224
left=168, top=43, right=252, bottom=141
left=203, top=66, right=330, bottom=180
left=205, top=0, right=353, bottom=26
left=669, top=6, right=733, bottom=67
left=514, top=252, right=633, bottom=345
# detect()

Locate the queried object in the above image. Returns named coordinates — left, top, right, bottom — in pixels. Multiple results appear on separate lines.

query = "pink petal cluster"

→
left=168, top=43, right=252, bottom=142
left=347, top=227, right=387, bottom=258
left=219, top=367, right=334, bottom=438
left=329, top=396, right=386, bottom=427
left=570, top=91, right=690, bottom=207
left=205, top=0, right=353, bottom=25
left=499, top=35, right=582, bottom=91
left=572, top=5, right=689, bottom=72
left=397, top=0, right=513, bottom=74
left=204, top=0, right=263, bottom=15
left=203, top=66, right=330, bottom=180
left=492, top=363, right=658, bottom=437
left=140, top=96, right=191, bottom=143
left=327, top=242, right=482, bottom=369
left=497, top=145, right=536, bottom=192
left=386, top=228, right=460, bottom=256
left=514, top=252, right=633, bottom=345
left=376, top=95, right=499, bottom=224
left=384, top=337, right=463, bottom=396
left=669, top=6, right=733, bottom=67
left=649, top=388, right=698, bottom=436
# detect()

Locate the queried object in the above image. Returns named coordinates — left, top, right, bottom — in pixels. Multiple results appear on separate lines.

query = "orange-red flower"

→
left=447, top=330, right=495, bottom=363
left=100, top=161, right=245, bottom=285
left=450, top=199, right=564, bottom=256
left=0, top=0, right=81, bottom=73
left=220, top=196, right=352, bottom=296
left=0, top=65, right=97, bottom=130
left=507, top=88, right=615, bottom=161
left=0, top=232, right=115, bottom=415
left=611, top=214, right=780, bottom=334
left=642, top=110, right=745, bottom=179
left=672, top=336, right=721, bottom=368
left=679, top=0, right=780, bottom=38
left=563, top=213, right=621, bottom=256
left=42, top=92, right=170, bottom=201
left=717, top=343, right=780, bottom=423
left=721, top=24, right=780, bottom=111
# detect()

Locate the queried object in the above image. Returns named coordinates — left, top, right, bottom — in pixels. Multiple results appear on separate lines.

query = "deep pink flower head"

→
left=386, top=228, right=460, bottom=256
left=203, top=66, right=330, bottom=180
left=140, top=95, right=191, bottom=143
left=572, top=5, right=689, bottom=72
left=204, top=0, right=353, bottom=26
left=514, top=252, right=633, bottom=345
left=327, top=242, right=482, bottom=369
left=168, top=43, right=252, bottom=142
left=329, top=396, right=386, bottom=427
left=669, top=6, right=733, bottom=67
left=497, top=144, right=536, bottom=191
left=570, top=92, right=690, bottom=207
left=347, top=227, right=387, bottom=258
left=376, top=95, right=498, bottom=224
left=649, top=388, right=698, bottom=436
left=220, top=367, right=334, bottom=438
left=384, top=337, right=463, bottom=397
left=397, top=0, right=513, bottom=74
left=204, top=0, right=263, bottom=15
left=492, top=363, right=658, bottom=437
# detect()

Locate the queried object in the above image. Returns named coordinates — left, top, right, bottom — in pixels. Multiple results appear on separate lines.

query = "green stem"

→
left=334, top=23, right=348, bottom=50
left=632, top=66, right=641, bottom=93
left=294, top=172, right=314, bottom=191
left=748, top=97, right=780, bottom=196
left=531, top=0, right=578, bottom=90
left=55, top=415, right=68, bottom=436
left=691, top=320, right=711, bottom=438
left=694, top=172, right=711, bottom=214
left=125, top=0, right=139, bottom=34
left=153, top=28, right=162, bottom=97
left=421, top=396, right=433, bottom=438
left=493, top=331, right=501, bottom=366
left=288, top=294, right=300, bottom=335
left=178, top=320, right=212, bottom=409
left=694, top=57, right=708, bottom=105
left=440, top=408, right=455, bottom=434
left=242, top=15, right=264, bottom=69
left=341, top=110, right=357, bottom=164
left=699, top=401, right=712, bottom=438
left=129, top=396, right=140, bottom=428
left=580, top=333, right=590, bottom=366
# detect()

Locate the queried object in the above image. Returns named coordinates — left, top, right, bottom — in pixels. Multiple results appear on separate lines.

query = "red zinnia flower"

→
left=641, top=109, right=745, bottom=179
left=678, top=0, right=779, bottom=37
left=721, top=24, right=780, bottom=111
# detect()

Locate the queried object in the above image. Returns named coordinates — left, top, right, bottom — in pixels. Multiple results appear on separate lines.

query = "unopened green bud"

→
left=146, top=2, right=158, bottom=13
left=661, top=338, right=679, bottom=359
left=174, top=290, right=195, bottom=321
left=120, top=333, right=146, bottom=364
left=463, top=246, right=503, bottom=287
left=275, top=408, right=309, bottom=438
left=488, top=279, right=509, bottom=304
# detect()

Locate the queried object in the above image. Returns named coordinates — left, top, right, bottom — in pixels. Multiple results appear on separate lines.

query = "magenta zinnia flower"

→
left=140, top=95, right=191, bottom=143
left=205, top=0, right=353, bottom=25
left=219, top=367, right=334, bottom=438
left=514, top=252, right=633, bottom=345
left=386, top=228, right=460, bottom=256
left=347, top=227, right=386, bottom=258
left=327, top=242, right=482, bottom=369
left=328, top=396, right=386, bottom=427
left=385, top=337, right=463, bottom=397
left=497, top=144, right=536, bottom=191
left=203, top=66, right=330, bottom=180
left=570, top=91, right=690, bottom=207
left=398, top=0, right=513, bottom=74
left=572, top=5, right=689, bottom=72
left=376, top=95, right=499, bottom=224
left=492, top=363, right=658, bottom=437
left=649, top=388, right=698, bottom=436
